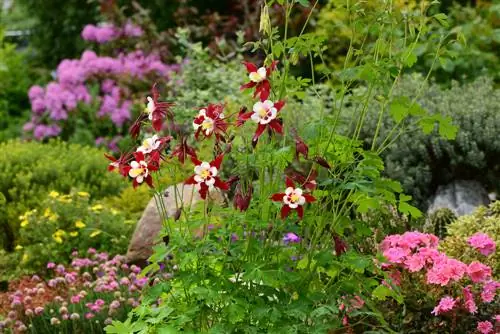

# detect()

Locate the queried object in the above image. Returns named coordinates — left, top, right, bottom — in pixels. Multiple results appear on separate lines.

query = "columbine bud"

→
left=234, top=183, right=252, bottom=212
left=334, top=235, right=347, bottom=256
left=294, top=134, right=309, bottom=160
left=259, top=5, right=271, bottom=36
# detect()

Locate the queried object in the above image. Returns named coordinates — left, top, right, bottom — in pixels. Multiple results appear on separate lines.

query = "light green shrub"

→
left=423, top=208, right=457, bottom=239
left=440, top=201, right=500, bottom=277
left=0, top=140, right=125, bottom=251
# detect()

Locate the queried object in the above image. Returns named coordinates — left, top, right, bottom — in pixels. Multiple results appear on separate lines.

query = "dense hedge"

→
left=0, top=140, right=125, bottom=251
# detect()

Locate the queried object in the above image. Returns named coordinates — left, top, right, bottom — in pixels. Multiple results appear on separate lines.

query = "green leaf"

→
left=372, top=285, right=392, bottom=301
left=433, top=13, right=449, bottom=27
left=296, top=0, right=311, bottom=7
left=157, top=326, right=178, bottom=334
left=389, top=97, right=410, bottom=123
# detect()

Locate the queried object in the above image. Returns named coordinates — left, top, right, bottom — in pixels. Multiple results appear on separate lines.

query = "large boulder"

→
left=125, top=183, right=226, bottom=264
left=427, top=180, right=490, bottom=217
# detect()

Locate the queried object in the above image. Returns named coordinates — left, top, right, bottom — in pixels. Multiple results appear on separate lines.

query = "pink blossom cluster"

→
left=380, top=232, right=499, bottom=332
left=81, top=22, right=143, bottom=44
left=468, top=232, right=496, bottom=256
left=26, top=23, right=181, bottom=141
left=0, top=249, right=164, bottom=332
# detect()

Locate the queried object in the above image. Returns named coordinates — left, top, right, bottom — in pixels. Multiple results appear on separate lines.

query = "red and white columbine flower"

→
left=240, top=61, right=277, bottom=101
left=238, top=99, right=285, bottom=145
left=185, top=154, right=229, bottom=199
left=130, top=84, right=174, bottom=138
left=123, top=152, right=158, bottom=188
left=105, top=152, right=133, bottom=177
left=136, top=134, right=172, bottom=155
left=192, top=104, right=227, bottom=140
left=271, top=177, right=315, bottom=219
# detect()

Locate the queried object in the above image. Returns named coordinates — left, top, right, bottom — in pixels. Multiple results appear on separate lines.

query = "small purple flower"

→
left=283, top=232, right=301, bottom=244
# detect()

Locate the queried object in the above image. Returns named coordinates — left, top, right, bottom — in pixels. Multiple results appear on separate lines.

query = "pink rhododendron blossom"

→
left=477, top=321, right=493, bottom=334
left=431, top=296, right=456, bottom=316
left=468, top=261, right=492, bottom=283
left=468, top=233, right=496, bottom=256
left=462, top=286, right=477, bottom=314
left=481, top=280, right=499, bottom=303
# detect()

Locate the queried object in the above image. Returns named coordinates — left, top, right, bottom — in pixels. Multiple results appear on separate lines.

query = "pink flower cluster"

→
left=468, top=232, right=496, bottom=256
left=81, top=22, right=143, bottom=44
left=0, top=249, right=162, bottom=332
left=26, top=24, right=180, bottom=140
left=380, top=232, right=499, bottom=331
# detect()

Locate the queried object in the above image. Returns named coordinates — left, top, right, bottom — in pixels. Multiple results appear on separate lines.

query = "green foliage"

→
left=423, top=208, right=457, bottom=239
left=0, top=30, right=38, bottom=142
left=0, top=191, right=134, bottom=280
left=315, top=0, right=500, bottom=84
left=440, top=201, right=500, bottom=277
left=0, top=140, right=125, bottom=251
left=358, top=74, right=500, bottom=209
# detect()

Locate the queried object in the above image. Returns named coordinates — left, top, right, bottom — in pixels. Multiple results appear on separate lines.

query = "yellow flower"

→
left=77, top=191, right=90, bottom=197
left=57, top=195, right=73, bottom=203
left=43, top=208, right=53, bottom=218
left=22, top=253, right=29, bottom=263
left=20, top=220, right=29, bottom=228
left=15, top=245, right=23, bottom=251
left=75, top=220, right=86, bottom=229
left=49, top=191, right=60, bottom=198
left=91, top=204, right=104, bottom=212
left=111, top=209, right=119, bottom=216
left=52, top=229, right=66, bottom=243
left=69, top=231, right=79, bottom=237
left=90, top=230, right=102, bottom=238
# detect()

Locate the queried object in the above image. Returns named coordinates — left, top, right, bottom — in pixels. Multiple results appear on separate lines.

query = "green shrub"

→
left=423, top=208, right=457, bottom=239
left=440, top=201, right=500, bottom=277
left=357, top=75, right=500, bottom=209
left=0, top=140, right=125, bottom=251
left=0, top=191, right=135, bottom=280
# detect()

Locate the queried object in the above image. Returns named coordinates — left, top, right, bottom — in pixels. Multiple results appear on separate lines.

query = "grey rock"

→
left=125, top=183, right=226, bottom=264
left=427, top=180, right=490, bottom=217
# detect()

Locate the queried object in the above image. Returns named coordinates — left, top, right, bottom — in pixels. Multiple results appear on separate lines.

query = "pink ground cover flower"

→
left=481, top=280, right=499, bottom=303
left=468, top=232, right=496, bottom=256
left=462, top=286, right=478, bottom=314
left=431, top=296, right=456, bottom=316
left=477, top=320, right=493, bottom=334
left=468, top=261, right=492, bottom=283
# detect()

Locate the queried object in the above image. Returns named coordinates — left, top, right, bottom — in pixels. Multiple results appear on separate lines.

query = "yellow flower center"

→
left=201, top=119, right=213, bottom=130
left=257, top=106, right=268, bottom=118
left=200, top=169, right=211, bottom=179
left=290, top=194, right=300, bottom=203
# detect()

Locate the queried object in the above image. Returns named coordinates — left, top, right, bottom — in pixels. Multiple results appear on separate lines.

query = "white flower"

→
left=283, top=187, right=305, bottom=209
left=137, top=135, right=161, bottom=154
left=128, top=160, right=149, bottom=184
left=145, top=96, right=155, bottom=120
left=193, top=162, right=218, bottom=188
left=251, top=100, right=277, bottom=125
left=249, top=67, right=267, bottom=83
left=193, top=109, right=215, bottom=135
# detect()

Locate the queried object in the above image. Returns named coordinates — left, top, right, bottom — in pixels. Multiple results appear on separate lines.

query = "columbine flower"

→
left=123, top=152, right=158, bottom=188
left=193, top=104, right=228, bottom=140
left=468, top=232, right=496, bottom=256
left=137, top=134, right=160, bottom=154
left=105, top=152, right=132, bottom=176
left=184, top=154, right=229, bottom=199
left=270, top=177, right=316, bottom=219
left=238, top=99, right=285, bottom=146
left=240, top=61, right=277, bottom=100
left=171, top=137, right=197, bottom=164
left=129, top=84, right=174, bottom=137
left=283, top=232, right=301, bottom=244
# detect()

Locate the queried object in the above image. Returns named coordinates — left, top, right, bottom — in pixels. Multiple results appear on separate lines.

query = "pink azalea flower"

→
left=468, top=233, right=496, bottom=256
left=481, top=280, right=499, bottom=303
left=462, top=286, right=477, bottom=314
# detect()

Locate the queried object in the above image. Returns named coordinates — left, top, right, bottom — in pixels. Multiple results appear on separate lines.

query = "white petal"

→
left=251, top=113, right=261, bottom=123
left=219, top=113, right=225, bottom=119
left=297, top=196, right=306, bottom=206
left=285, top=187, right=294, bottom=195
left=253, top=101, right=263, bottom=113
left=194, top=165, right=204, bottom=175
left=193, top=121, right=200, bottom=130
left=194, top=175, right=203, bottom=183
left=205, top=178, right=216, bottom=186
left=209, top=166, right=218, bottom=177
left=268, top=107, right=277, bottom=118
left=257, top=67, right=267, bottom=79
left=199, top=109, right=207, bottom=117
left=294, top=188, right=303, bottom=196
left=130, top=161, right=140, bottom=169
left=200, top=162, right=211, bottom=170
left=146, top=97, right=155, bottom=113
left=289, top=203, right=298, bottom=209
left=136, top=175, right=144, bottom=183
left=283, top=197, right=291, bottom=205
left=263, top=100, right=274, bottom=109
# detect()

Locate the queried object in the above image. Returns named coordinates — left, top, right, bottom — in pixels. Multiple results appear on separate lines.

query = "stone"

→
left=125, top=183, right=226, bottom=265
left=427, top=180, right=490, bottom=217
